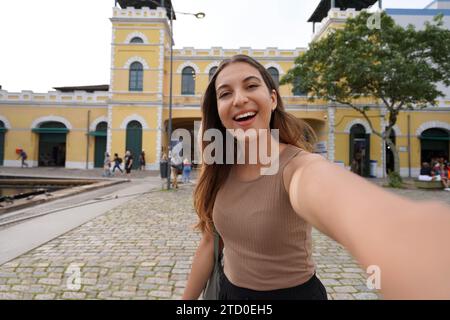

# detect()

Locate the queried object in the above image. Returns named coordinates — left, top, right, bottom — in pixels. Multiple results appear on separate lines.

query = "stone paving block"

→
left=34, top=293, right=56, bottom=300
left=353, top=292, right=380, bottom=300
left=339, top=278, right=365, bottom=286
left=62, top=292, right=87, bottom=300
left=320, top=279, right=341, bottom=286
left=0, top=292, right=21, bottom=299
left=333, top=286, right=358, bottom=293
left=148, top=290, right=172, bottom=298
left=38, top=278, right=61, bottom=286
left=331, top=293, right=355, bottom=300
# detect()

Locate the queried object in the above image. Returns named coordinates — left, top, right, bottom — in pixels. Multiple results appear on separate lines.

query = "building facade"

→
left=0, top=0, right=449, bottom=177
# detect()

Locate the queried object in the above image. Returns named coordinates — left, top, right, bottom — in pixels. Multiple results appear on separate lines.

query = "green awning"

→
left=32, top=128, right=69, bottom=134
left=419, top=135, right=450, bottom=141
left=0, top=128, right=7, bottom=133
left=88, top=131, right=107, bottom=137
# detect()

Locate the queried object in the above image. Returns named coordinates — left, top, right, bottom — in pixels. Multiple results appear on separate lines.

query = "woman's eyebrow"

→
left=243, top=76, right=262, bottom=83
left=216, top=76, right=262, bottom=91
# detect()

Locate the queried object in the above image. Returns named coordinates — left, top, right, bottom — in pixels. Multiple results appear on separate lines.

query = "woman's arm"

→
left=182, top=231, right=215, bottom=300
left=284, top=153, right=450, bottom=299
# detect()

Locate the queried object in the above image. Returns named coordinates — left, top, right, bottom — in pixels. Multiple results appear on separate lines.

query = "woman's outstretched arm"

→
left=182, top=231, right=215, bottom=300
left=285, top=153, right=450, bottom=299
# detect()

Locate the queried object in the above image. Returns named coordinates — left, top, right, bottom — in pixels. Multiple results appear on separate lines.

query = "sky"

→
left=0, top=0, right=432, bottom=92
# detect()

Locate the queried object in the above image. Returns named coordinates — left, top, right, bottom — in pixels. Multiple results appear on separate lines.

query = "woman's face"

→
left=215, top=62, right=277, bottom=133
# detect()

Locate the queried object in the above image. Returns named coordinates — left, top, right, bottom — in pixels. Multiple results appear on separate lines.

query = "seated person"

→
left=431, top=162, right=442, bottom=181
left=440, top=162, right=450, bottom=191
left=418, top=162, right=432, bottom=181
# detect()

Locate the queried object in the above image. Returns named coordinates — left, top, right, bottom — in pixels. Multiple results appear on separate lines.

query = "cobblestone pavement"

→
left=0, top=182, right=448, bottom=300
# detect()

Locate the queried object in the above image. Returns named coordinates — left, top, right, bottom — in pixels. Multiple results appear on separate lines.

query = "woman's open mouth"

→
left=233, top=111, right=257, bottom=127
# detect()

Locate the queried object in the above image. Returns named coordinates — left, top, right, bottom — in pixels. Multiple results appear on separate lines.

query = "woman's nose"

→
left=232, top=90, right=249, bottom=107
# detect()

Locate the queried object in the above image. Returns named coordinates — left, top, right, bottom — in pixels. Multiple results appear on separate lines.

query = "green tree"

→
left=282, top=12, right=450, bottom=177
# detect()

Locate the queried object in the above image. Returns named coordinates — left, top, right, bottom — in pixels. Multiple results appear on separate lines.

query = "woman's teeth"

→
left=234, top=112, right=256, bottom=121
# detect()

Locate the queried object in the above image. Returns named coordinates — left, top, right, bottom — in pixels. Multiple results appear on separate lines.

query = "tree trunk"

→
left=385, top=137, right=400, bottom=175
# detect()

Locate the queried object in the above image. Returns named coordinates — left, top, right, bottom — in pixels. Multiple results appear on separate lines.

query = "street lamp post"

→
left=150, top=1, right=204, bottom=189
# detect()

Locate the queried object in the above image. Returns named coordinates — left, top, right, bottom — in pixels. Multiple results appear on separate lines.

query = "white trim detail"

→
left=344, top=119, right=372, bottom=134
left=0, top=116, right=12, bottom=129
left=31, top=116, right=73, bottom=130
left=264, top=62, right=284, bottom=75
left=120, top=114, right=149, bottom=129
left=3, top=160, right=38, bottom=168
left=124, top=56, right=150, bottom=70
left=125, top=32, right=149, bottom=44
left=204, top=61, right=220, bottom=74
left=176, top=61, right=200, bottom=74
left=90, top=116, right=108, bottom=131
left=327, top=106, right=336, bottom=162
left=415, top=121, right=450, bottom=136
left=65, top=161, right=91, bottom=169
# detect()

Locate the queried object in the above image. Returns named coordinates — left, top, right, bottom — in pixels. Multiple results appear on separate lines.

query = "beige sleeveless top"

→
left=212, top=144, right=315, bottom=291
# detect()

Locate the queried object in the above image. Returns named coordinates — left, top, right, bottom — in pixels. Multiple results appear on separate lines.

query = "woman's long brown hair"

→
left=194, top=54, right=316, bottom=235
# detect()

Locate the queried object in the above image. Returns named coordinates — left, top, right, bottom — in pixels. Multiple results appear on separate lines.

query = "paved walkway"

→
left=0, top=169, right=448, bottom=299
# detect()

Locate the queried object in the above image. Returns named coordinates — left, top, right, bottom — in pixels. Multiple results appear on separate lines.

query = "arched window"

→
left=129, top=61, right=143, bottom=92
left=182, top=66, right=196, bottom=95
left=293, top=76, right=306, bottom=96
left=130, top=37, right=144, bottom=44
left=209, top=67, right=218, bottom=81
left=267, top=67, right=279, bottom=88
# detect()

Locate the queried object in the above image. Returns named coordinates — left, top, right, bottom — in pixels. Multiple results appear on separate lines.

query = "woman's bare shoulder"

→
left=282, top=149, right=328, bottom=193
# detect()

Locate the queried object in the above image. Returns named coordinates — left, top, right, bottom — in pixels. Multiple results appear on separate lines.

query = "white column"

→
left=327, top=105, right=336, bottom=162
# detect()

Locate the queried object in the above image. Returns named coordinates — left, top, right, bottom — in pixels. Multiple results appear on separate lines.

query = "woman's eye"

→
left=248, top=84, right=259, bottom=89
left=219, top=92, right=230, bottom=98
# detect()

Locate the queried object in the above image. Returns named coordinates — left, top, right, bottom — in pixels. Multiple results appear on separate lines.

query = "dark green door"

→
left=125, top=121, right=142, bottom=169
left=37, top=122, right=67, bottom=167
left=0, top=121, right=5, bottom=166
left=94, top=122, right=107, bottom=168
left=349, top=124, right=370, bottom=177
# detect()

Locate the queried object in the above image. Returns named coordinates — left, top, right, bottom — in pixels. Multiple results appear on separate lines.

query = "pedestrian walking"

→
left=17, top=148, right=29, bottom=168
left=124, top=150, right=133, bottom=176
left=102, top=152, right=112, bottom=177
left=139, top=150, right=146, bottom=171
left=170, top=139, right=183, bottom=189
left=182, top=158, right=192, bottom=183
left=112, top=153, right=123, bottom=174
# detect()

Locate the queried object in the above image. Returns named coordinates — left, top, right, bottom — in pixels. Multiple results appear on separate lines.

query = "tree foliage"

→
left=282, top=11, right=450, bottom=175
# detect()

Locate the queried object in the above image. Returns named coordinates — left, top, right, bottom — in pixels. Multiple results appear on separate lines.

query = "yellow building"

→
left=0, top=0, right=448, bottom=178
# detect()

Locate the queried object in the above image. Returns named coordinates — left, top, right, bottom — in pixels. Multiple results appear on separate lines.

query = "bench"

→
left=414, top=179, right=444, bottom=189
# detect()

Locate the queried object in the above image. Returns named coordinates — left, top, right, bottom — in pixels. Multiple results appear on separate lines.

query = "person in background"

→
left=431, top=161, right=442, bottom=182
left=112, top=153, right=123, bottom=174
left=102, top=152, right=112, bottom=177
left=124, top=150, right=133, bottom=176
left=440, top=161, right=450, bottom=191
left=17, top=149, right=28, bottom=168
left=182, top=158, right=192, bottom=184
left=418, top=162, right=432, bottom=181
left=170, top=139, right=183, bottom=189
left=139, top=150, right=146, bottom=171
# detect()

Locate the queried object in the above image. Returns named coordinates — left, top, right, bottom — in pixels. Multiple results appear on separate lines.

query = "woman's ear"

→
left=271, top=89, right=278, bottom=111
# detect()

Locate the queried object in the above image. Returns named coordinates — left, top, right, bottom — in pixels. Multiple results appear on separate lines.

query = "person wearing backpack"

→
left=17, top=149, right=29, bottom=168
left=112, top=153, right=123, bottom=174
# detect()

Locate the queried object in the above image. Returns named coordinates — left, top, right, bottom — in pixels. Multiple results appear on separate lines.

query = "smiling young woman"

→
left=182, top=55, right=450, bottom=300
